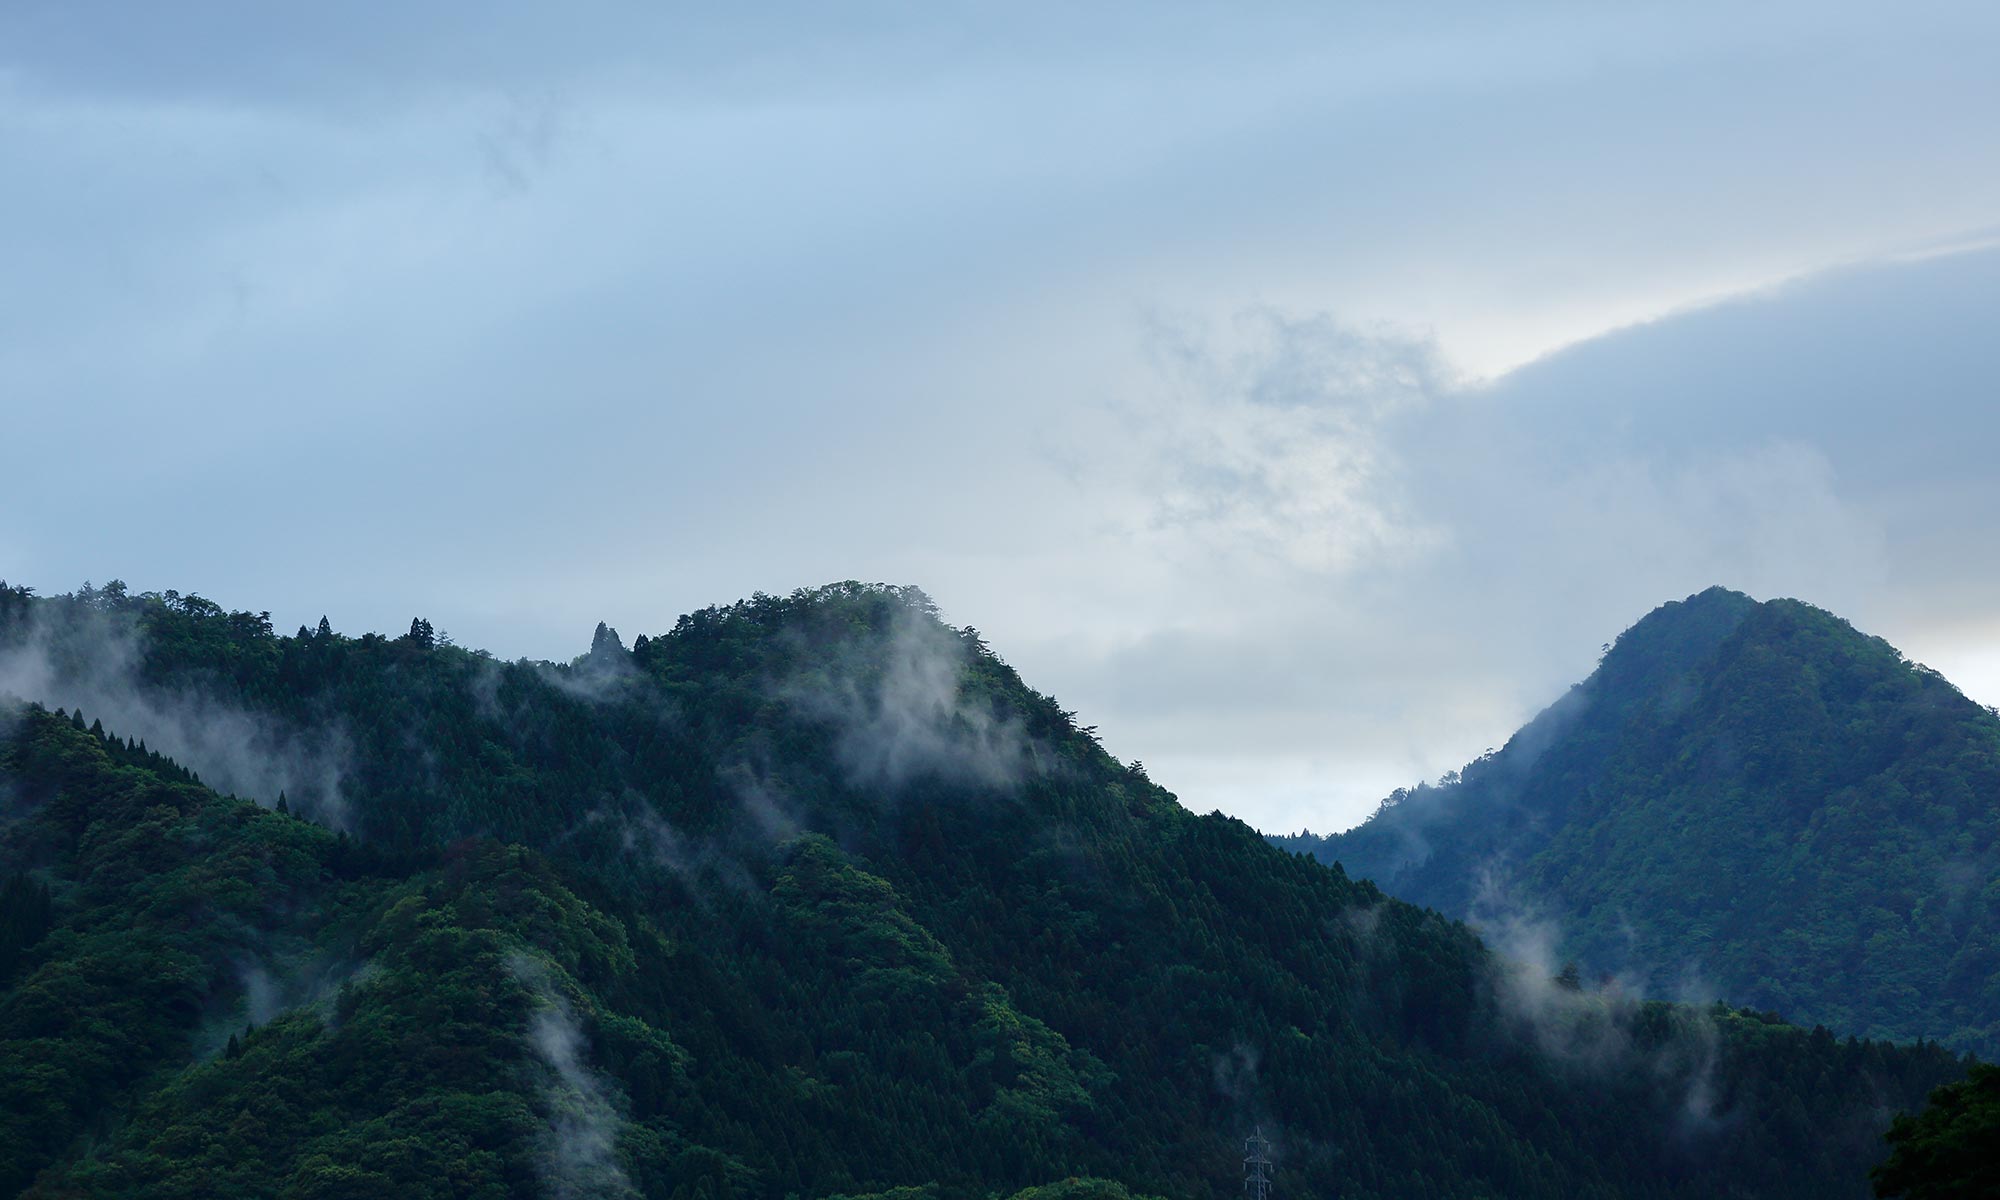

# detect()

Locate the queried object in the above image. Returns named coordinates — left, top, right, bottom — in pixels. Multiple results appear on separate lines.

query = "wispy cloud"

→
left=509, top=953, right=638, bottom=1200
left=783, top=602, right=1036, bottom=793
left=1100, top=310, right=1449, bottom=575
left=0, top=597, right=353, bottom=828
left=1473, top=871, right=1725, bottom=1137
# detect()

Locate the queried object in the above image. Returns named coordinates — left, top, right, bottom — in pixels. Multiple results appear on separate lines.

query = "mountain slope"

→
left=0, top=580, right=1972, bottom=1199
left=1278, top=587, right=2000, bottom=1054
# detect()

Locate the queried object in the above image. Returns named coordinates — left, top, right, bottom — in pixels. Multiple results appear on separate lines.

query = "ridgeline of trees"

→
left=0, top=580, right=1983, bottom=1198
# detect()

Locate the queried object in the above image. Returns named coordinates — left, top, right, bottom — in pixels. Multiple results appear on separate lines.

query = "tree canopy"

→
left=0, top=581, right=1974, bottom=1198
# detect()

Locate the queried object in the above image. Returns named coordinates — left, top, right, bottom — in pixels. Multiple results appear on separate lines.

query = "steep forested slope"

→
left=1871, top=1059, right=2000, bottom=1198
left=0, top=581, right=1971, bottom=1199
left=1278, top=587, right=2000, bottom=1054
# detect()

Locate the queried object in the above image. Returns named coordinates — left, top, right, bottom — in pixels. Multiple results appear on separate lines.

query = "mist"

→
left=1474, top=872, right=1726, bottom=1138
left=782, top=601, right=1037, bottom=794
left=0, top=593, right=353, bottom=828
left=510, top=953, right=638, bottom=1200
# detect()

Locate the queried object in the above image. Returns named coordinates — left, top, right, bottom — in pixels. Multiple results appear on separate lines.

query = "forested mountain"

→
left=0, top=580, right=1973, bottom=1199
left=1276, top=587, right=2000, bottom=1057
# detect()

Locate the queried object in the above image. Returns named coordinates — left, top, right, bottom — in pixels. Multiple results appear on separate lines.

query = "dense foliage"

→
left=1278, top=587, right=2000, bottom=1056
left=0, top=580, right=1972, bottom=1198
left=1871, top=1062, right=2000, bottom=1198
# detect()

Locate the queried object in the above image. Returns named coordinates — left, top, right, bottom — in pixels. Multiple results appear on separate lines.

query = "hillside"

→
left=0, top=580, right=1971, bottom=1199
left=1277, top=587, right=2000, bottom=1055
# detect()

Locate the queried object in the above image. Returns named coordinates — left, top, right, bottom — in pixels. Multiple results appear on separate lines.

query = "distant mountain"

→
left=0, top=580, right=1970, bottom=1199
left=1276, top=587, right=2000, bottom=1055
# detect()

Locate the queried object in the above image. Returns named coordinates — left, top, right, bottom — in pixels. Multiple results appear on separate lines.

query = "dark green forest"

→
left=0, top=581, right=1979, bottom=1198
left=1278, top=587, right=2000, bottom=1057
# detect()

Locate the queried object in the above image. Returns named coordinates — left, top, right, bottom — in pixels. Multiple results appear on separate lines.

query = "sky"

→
left=4, top=2, right=1998, bottom=833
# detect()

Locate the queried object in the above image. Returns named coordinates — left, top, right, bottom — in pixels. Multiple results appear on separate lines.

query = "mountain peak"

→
left=1591, top=585, right=1757, bottom=699
left=1287, top=588, right=2000, bottom=1053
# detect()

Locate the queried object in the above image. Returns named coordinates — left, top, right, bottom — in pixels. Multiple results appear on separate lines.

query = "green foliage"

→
left=1003, top=1180, right=1165, bottom=1200
left=0, top=581, right=1975, bottom=1199
left=1872, top=1063, right=2000, bottom=1198
left=0, top=869, right=53, bottom=984
left=1288, top=587, right=2000, bottom=1054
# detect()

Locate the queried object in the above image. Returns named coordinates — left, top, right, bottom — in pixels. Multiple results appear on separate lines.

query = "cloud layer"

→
left=4, top=3, right=1997, bottom=833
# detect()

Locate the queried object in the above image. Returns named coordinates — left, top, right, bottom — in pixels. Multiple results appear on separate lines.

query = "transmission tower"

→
left=1244, top=1127, right=1273, bottom=1200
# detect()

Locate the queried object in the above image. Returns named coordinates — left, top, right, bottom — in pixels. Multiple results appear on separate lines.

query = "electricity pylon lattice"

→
left=1244, top=1127, right=1273, bottom=1200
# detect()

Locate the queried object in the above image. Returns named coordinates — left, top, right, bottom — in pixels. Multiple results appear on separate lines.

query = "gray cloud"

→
left=1020, top=245, right=2000, bottom=832
left=1109, top=310, right=1448, bottom=574
left=3, top=3, right=1996, bottom=837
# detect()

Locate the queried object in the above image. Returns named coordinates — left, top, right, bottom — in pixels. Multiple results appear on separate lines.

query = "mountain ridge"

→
left=0, top=578, right=1974, bottom=1198
left=1278, top=586, right=2000, bottom=1055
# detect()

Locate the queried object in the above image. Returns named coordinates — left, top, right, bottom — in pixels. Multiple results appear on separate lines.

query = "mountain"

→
left=1276, top=587, right=2000, bottom=1055
left=0, top=580, right=1972, bottom=1199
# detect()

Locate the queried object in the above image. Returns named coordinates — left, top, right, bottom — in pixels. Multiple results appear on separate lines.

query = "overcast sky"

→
left=5, top=2, right=1998, bottom=833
